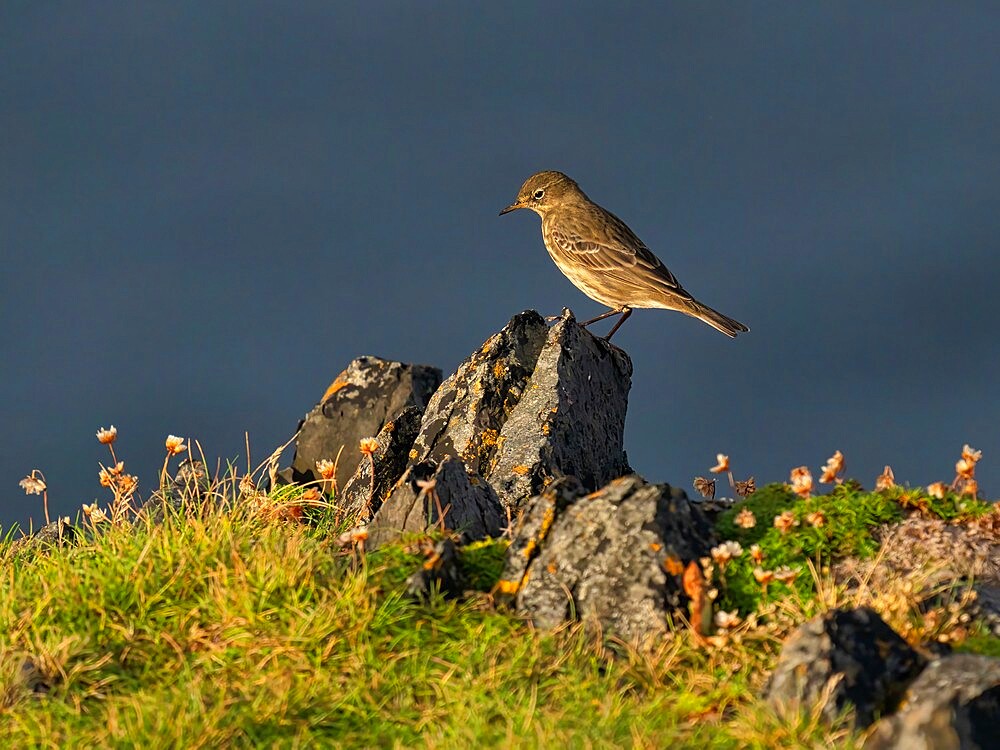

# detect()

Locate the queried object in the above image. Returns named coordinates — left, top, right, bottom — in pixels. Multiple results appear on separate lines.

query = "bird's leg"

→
left=603, top=306, right=633, bottom=341
left=580, top=306, right=627, bottom=327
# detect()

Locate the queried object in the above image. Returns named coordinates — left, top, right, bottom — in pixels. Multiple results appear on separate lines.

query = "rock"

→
left=285, top=356, right=441, bottom=490
left=138, top=459, right=213, bottom=521
left=407, top=309, right=632, bottom=512
left=368, top=457, right=505, bottom=547
left=865, top=653, right=1000, bottom=750
left=487, top=309, right=632, bottom=509
left=498, top=474, right=714, bottom=643
left=408, top=310, right=549, bottom=478
left=405, top=538, right=465, bottom=600
left=338, top=405, right=423, bottom=520
left=9, top=517, right=77, bottom=554
left=765, top=607, right=927, bottom=728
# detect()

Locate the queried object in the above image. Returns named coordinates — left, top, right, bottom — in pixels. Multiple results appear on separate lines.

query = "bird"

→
left=500, top=171, right=749, bottom=341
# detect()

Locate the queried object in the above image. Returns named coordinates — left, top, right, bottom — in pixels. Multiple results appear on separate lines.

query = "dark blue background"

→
left=3, top=2, right=998, bottom=530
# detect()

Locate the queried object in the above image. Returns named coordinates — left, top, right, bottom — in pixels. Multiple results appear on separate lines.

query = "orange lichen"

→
left=495, top=579, right=520, bottom=595
left=512, top=464, right=531, bottom=476
left=664, top=555, right=685, bottom=576
left=322, top=375, right=351, bottom=402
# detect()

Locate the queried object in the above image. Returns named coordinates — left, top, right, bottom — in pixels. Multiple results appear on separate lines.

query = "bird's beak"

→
left=499, top=201, right=522, bottom=216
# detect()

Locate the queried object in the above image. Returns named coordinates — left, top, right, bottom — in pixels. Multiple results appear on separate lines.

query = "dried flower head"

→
left=955, top=458, right=976, bottom=480
left=819, top=450, right=845, bottom=484
left=805, top=510, right=826, bottom=528
left=164, top=435, right=187, bottom=455
left=749, top=544, right=764, bottom=564
left=359, top=437, right=379, bottom=457
left=753, top=567, right=774, bottom=585
left=961, top=479, right=979, bottom=498
left=300, top=487, right=322, bottom=503
left=961, top=444, right=982, bottom=464
left=875, top=465, right=896, bottom=491
left=773, top=565, right=798, bottom=584
left=734, top=477, right=756, bottom=497
left=315, top=459, right=336, bottom=480
left=709, top=454, right=730, bottom=474
left=710, top=541, right=743, bottom=567
left=337, top=525, right=369, bottom=546
left=927, top=482, right=948, bottom=500
left=734, top=507, right=756, bottom=529
left=714, top=610, right=741, bottom=630
left=19, top=472, right=47, bottom=495
left=789, top=466, right=813, bottom=498
left=82, top=502, right=108, bottom=524
left=96, top=425, right=118, bottom=445
left=693, top=476, right=716, bottom=500
left=773, top=510, right=798, bottom=535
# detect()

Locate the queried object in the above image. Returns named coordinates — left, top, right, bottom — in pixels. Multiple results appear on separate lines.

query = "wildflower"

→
left=774, top=566, right=797, bottom=584
left=955, top=458, right=976, bottom=480
left=962, top=479, right=979, bottom=498
left=316, top=459, right=336, bottom=480
left=789, top=466, right=813, bottom=498
left=927, top=482, right=948, bottom=500
left=875, top=465, right=896, bottom=491
left=98, top=468, right=113, bottom=487
left=773, top=510, right=798, bottom=535
left=749, top=544, right=764, bottom=564
left=164, top=435, right=187, bottom=455
left=714, top=610, right=741, bottom=630
left=734, top=477, right=756, bottom=497
left=82, top=502, right=108, bottom=524
left=805, top=510, right=826, bottom=528
left=337, top=525, right=369, bottom=546
left=693, top=476, right=716, bottom=500
left=96, top=425, right=117, bottom=445
left=300, top=487, right=322, bottom=503
left=359, top=437, right=379, bottom=456
left=819, top=450, right=845, bottom=484
left=710, top=541, right=743, bottom=567
left=19, top=473, right=46, bottom=495
left=734, top=507, right=756, bottom=529
left=753, top=567, right=774, bottom=585
left=961, top=444, right=982, bottom=464
left=709, top=454, right=730, bottom=474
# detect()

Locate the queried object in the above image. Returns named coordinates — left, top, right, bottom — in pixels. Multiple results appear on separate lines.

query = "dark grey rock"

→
left=9, top=517, right=77, bottom=554
left=500, top=474, right=713, bottom=643
left=368, top=457, right=505, bottom=547
left=486, top=309, right=632, bottom=509
left=765, top=607, right=927, bottom=729
left=408, top=310, right=549, bottom=477
left=338, top=405, right=423, bottom=520
left=287, top=356, right=441, bottom=491
left=138, top=459, right=213, bottom=521
left=865, top=653, right=1000, bottom=750
left=405, top=538, right=465, bottom=600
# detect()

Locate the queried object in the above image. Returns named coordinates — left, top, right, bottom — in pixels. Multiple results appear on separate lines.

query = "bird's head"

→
left=499, top=171, right=586, bottom=217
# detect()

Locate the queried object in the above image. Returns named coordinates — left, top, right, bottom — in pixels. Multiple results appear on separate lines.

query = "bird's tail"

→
left=685, top=299, right=749, bottom=338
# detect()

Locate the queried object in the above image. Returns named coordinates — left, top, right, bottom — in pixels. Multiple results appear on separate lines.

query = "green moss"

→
left=459, top=538, right=509, bottom=591
left=955, top=631, right=1000, bottom=658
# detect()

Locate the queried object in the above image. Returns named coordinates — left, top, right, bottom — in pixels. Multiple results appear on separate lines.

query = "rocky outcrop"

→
left=865, top=653, right=1000, bottom=750
left=368, top=458, right=505, bottom=547
left=284, top=356, right=441, bottom=490
left=765, top=607, right=927, bottom=728
left=138, top=459, right=213, bottom=522
left=498, top=474, right=714, bottom=643
left=9, top=517, right=77, bottom=555
left=338, top=405, right=423, bottom=520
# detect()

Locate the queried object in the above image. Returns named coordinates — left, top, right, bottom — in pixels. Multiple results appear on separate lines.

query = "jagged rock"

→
left=338, top=405, right=423, bottom=520
left=285, top=357, right=441, bottom=490
left=9, top=517, right=77, bottom=554
left=499, top=474, right=713, bottom=643
left=865, top=653, right=1000, bottom=750
left=368, top=458, right=505, bottom=547
left=405, top=539, right=465, bottom=600
left=138, top=459, right=213, bottom=521
left=407, top=309, right=632, bottom=512
left=765, top=607, right=927, bottom=728
left=487, top=309, right=632, bottom=509
left=408, top=311, right=549, bottom=478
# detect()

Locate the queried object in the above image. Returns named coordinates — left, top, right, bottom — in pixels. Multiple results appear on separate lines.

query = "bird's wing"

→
left=549, top=209, right=694, bottom=302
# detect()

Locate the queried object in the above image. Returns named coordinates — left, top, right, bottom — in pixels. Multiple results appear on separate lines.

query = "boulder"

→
left=285, top=356, right=441, bottom=490
left=765, top=607, right=927, bottom=728
left=405, top=538, right=465, bottom=600
left=368, top=457, right=505, bottom=547
left=338, top=405, right=423, bottom=520
left=487, top=310, right=632, bottom=509
left=865, top=653, right=1000, bottom=750
left=498, top=474, right=714, bottom=643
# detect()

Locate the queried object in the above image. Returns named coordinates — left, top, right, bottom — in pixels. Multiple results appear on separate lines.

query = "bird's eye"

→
left=533, top=189, right=545, bottom=200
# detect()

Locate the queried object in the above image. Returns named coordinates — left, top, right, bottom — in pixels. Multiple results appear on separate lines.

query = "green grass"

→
left=0, top=504, right=857, bottom=749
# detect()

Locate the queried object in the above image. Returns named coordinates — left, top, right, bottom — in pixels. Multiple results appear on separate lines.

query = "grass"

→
left=0, top=500, right=860, bottom=749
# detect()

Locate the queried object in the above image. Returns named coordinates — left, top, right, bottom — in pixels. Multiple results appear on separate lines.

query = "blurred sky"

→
left=2, top=2, right=998, bottom=530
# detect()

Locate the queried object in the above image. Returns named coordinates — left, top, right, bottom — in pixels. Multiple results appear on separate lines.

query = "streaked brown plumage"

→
left=500, top=170, right=749, bottom=340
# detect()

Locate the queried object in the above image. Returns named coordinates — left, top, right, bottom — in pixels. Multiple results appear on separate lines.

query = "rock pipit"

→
left=500, top=171, right=749, bottom=340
